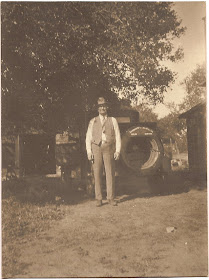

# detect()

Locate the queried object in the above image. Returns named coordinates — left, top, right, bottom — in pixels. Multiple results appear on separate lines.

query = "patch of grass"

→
left=2, top=179, right=66, bottom=278
left=2, top=197, right=64, bottom=239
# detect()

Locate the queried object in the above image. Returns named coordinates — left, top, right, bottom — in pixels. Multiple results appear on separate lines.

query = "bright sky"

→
left=153, top=1, right=206, bottom=118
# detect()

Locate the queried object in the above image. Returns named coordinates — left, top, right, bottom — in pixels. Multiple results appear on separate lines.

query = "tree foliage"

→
left=158, top=64, right=206, bottom=152
left=2, top=2, right=185, bottom=134
left=134, top=104, right=158, bottom=122
left=179, top=64, right=206, bottom=111
left=157, top=111, right=187, bottom=152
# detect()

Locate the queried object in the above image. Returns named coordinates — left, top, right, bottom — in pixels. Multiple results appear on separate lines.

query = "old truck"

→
left=86, top=109, right=171, bottom=195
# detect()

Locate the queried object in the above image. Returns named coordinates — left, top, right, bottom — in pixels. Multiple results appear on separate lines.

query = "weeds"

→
left=2, top=178, right=67, bottom=278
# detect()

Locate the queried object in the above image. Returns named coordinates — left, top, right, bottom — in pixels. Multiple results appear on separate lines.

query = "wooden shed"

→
left=179, top=102, right=206, bottom=179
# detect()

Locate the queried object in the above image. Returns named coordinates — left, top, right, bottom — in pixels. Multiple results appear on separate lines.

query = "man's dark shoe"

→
left=108, top=199, right=118, bottom=206
left=96, top=200, right=102, bottom=207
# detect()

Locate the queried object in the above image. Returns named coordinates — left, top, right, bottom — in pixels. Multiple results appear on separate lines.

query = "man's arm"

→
left=86, top=118, right=94, bottom=160
left=112, top=117, right=121, bottom=159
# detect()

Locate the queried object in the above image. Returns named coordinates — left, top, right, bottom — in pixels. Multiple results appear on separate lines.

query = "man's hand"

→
left=87, top=152, right=94, bottom=162
left=114, top=152, right=120, bottom=161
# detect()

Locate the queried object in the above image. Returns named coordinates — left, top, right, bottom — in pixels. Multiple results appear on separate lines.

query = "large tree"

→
left=2, top=2, right=185, bottom=134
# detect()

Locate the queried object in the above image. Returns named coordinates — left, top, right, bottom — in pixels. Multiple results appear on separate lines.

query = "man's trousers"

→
left=91, top=142, right=115, bottom=200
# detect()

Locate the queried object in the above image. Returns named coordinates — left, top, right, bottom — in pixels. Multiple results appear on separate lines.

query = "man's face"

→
left=98, top=104, right=108, bottom=116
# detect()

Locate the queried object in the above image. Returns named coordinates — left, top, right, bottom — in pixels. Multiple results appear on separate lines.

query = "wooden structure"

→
left=179, top=102, right=206, bottom=179
left=2, top=130, right=81, bottom=179
left=55, top=132, right=81, bottom=181
left=3, top=132, right=56, bottom=177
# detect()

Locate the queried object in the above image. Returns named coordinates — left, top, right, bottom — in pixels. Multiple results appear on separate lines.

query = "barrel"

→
left=120, top=125, right=164, bottom=176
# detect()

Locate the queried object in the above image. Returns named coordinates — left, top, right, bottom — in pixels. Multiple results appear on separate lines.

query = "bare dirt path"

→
left=14, top=187, right=207, bottom=278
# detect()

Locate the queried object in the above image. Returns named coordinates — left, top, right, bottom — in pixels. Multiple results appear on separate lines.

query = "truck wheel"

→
left=121, top=125, right=164, bottom=176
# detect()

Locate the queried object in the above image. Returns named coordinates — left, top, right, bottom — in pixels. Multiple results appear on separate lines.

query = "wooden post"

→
left=15, top=134, right=22, bottom=177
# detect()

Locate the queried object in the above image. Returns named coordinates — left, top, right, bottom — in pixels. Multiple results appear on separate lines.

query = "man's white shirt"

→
left=86, top=115, right=121, bottom=155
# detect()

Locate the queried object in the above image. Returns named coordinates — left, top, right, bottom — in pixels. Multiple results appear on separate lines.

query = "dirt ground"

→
left=10, top=174, right=207, bottom=278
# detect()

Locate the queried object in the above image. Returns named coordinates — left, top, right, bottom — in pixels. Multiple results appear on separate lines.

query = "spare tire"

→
left=120, top=125, right=164, bottom=176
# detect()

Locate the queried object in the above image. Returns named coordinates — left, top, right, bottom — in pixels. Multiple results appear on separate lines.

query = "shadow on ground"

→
left=2, top=176, right=89, bottom=206
left=2, top=170, right=207, bottom=206
left=117, top=170, right=207, bottom=204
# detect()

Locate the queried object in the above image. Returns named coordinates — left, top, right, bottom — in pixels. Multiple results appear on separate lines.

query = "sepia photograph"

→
left=1, top=1, right=207, bottom=278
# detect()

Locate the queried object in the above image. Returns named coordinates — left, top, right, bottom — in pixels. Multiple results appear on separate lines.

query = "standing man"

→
left=86, top=97, right=121, bottom=207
